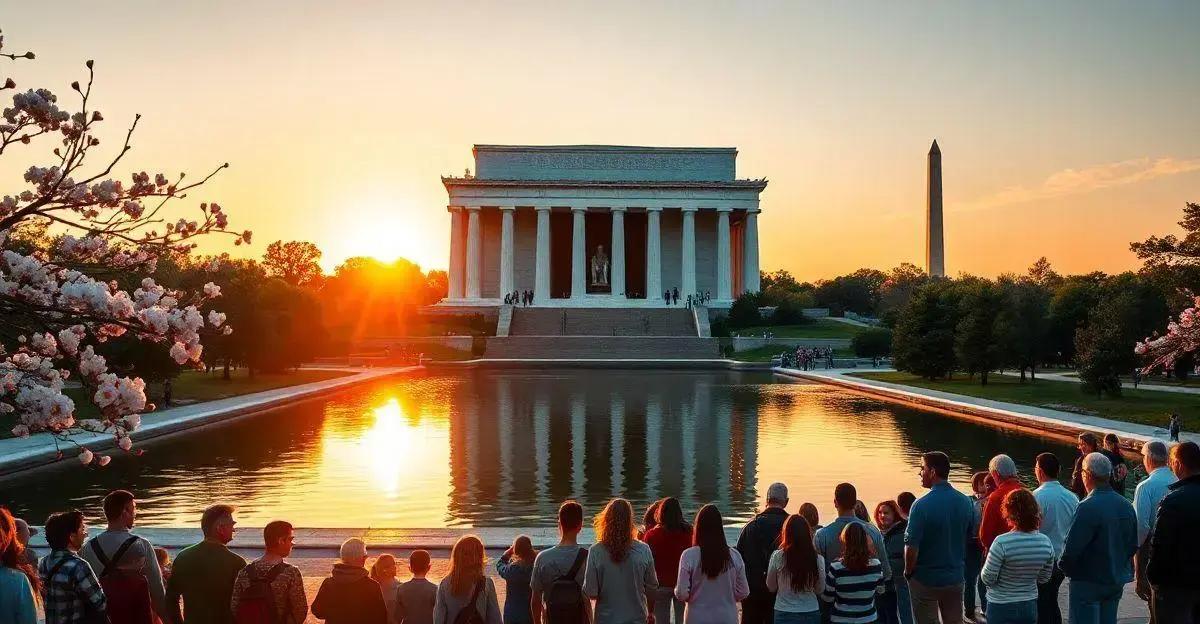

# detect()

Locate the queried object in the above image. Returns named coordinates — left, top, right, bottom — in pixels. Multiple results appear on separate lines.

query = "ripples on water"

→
left=3, top=370, right=1080, bottom=528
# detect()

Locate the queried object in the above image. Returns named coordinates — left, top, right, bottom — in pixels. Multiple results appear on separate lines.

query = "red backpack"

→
left=234, top=563, right=288, bottom=624
left=90, top=537, right=154, bottom=624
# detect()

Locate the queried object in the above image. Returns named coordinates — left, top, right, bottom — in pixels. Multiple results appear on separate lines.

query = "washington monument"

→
left=926, top=139, right=945, bottom=277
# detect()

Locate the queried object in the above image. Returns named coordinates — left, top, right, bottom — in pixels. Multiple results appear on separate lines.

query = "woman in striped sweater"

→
left=979, top=489, right=1055, bottom=624
left=822, top=523, right=884, bottom=624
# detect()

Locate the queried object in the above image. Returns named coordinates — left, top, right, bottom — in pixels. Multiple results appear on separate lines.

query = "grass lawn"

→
left=738, top=318, right=869, bottom=339
left=733, top=345, right=855, bottom=362
left=1050, top=371, right=1198, bottom=387
left=3, top=368, right=354, bottom=438
left=852, top=371, right=1197, bottom=431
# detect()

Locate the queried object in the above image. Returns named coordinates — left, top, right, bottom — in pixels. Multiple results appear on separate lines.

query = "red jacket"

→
left=644, top=525, right=693, bottom=587
left=979, top=478, right=1025, bottom=550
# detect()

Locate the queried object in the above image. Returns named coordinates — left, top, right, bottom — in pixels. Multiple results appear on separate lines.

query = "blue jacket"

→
left=1060, top=483, right=1138, bottom=586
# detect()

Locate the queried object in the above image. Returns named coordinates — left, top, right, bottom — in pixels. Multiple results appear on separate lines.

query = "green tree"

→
left=1076, top=292, right=1140, bottom=397
left=726, top=292, right=762, bottom=329
left=262, top=240, right=324, bottom=287
left=996, top=278, right=1052, bottom=381
left=954, top=279, right=1005, bottom=385
left=1047, top=275, right=1105, bottom=365
left=814, top=268, right=886, bottom=316
left=852, top=327, right=893, bottom=365
left=878, top=263, right=929, bottom=327
left=892, top=281, right=959, bottom=379
left=1130, top=201, right=1200, bottom=309
left=1026, top=257, right=1063, bottom=289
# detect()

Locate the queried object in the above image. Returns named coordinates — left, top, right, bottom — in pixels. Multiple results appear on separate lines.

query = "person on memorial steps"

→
left=766, top=515, right=824, bottom=624
left=1146, top=441, right=1200, bottom=623
left=737, top=482, right=791, bottom=624
left=312, top=537, right=388, bottom=624
left=1132, top=440, right=1176, bottom=614
left=1031, top=452, right=1077, bottom=624
left=582, top=498, right=658, bottom=624
left=80, top=489, right=167, bottom=624
left=903, top=451, right=974, bottom=624
left=531, top=501, right=590, bottom=624
left=1061, top=452, right=1138, bottom=624
left=978, top=489, right=1055, bottom=624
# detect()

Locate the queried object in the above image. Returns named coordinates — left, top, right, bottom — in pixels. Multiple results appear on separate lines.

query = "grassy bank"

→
left=737, top=318, right=868, bottom=339
left=4, top=368, right=354, bottom=437
left=852, top=371, right=1195, bottom=431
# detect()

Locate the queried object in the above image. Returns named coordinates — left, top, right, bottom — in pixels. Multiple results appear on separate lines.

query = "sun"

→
left=321, top=200, right=442, bottom=272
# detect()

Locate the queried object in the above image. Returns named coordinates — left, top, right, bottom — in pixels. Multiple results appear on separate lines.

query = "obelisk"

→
left=926, top=139, right=945, bottom=277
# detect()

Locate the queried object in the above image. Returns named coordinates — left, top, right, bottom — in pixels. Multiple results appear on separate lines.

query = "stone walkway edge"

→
left=0, top=366, right=417, bottom=479
left=775, top=367, right=1193, bottom=448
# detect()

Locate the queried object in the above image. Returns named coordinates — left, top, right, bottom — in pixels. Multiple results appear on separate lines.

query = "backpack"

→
left=545, top=549, right=588, bottom=624
left=452, top=579, right=487, bottom=624
left=90, top=537, right=154, bottom=624
left=234, top=562, right=288, bottom=624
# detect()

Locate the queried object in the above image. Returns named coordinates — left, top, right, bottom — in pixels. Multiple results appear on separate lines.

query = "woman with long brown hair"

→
left=582, top=499, right=658, bottom=624
left=821, top=523, right=884, bottom=624
left=674, top=504, right=749, bottom=624
left=766, top=515, right=824, bottom=624
left=433, top=535, right=500, bottom=624
left=0, top=507, right=38, bottom=623
left=644, top=497, right=691, bottom=624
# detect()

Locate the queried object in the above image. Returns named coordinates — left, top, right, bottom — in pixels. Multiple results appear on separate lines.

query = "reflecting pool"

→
left=3, top=370, right=1080, bottom=527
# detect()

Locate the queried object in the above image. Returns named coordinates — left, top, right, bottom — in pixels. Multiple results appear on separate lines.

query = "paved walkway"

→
left=997, top=370, right=1200, bottom=395
left=777, top=367, right=1196, bottom=445
left=0, top=366, right=417, bottom=477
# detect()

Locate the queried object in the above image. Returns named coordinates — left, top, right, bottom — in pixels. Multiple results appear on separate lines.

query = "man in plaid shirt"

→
left=38, top=510, right=107, bottom=624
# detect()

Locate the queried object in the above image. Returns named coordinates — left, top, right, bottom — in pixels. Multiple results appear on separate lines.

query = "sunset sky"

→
left=4, top=1, right=1198, bottom=281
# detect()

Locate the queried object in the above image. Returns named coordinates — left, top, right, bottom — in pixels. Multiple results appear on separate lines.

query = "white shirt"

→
left=1032, top=480, right=1079, bottom=559
left=1134, top=466, right=1178, bottom=545
left=766, top=550, right=825, bottom=613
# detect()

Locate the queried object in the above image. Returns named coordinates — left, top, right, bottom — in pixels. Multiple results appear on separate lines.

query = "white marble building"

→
left=440, top=145, right=767, bottom=308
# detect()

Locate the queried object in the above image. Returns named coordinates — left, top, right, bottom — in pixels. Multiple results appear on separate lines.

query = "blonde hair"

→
left=594, top=499, right=637, bottom=563
left=447, top=535, right=486, bottom=596
left=370, top=553, right=397, bottom=582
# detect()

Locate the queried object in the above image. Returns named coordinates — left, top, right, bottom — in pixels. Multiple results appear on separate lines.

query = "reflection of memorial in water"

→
left=445, top=371, right=759, bottom=525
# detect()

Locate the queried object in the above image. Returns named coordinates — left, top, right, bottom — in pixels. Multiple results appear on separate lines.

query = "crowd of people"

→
left=779, top=348, right=836, bottom=371
left=1, top=436, right=1197, bottom=624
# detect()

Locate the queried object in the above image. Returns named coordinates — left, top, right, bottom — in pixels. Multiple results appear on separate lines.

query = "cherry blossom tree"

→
left=1, top=30, right=246, bottom=465
left=1137, top=296, right=1200, bottom=373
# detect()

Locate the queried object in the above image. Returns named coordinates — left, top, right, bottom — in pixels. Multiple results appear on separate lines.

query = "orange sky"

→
left=4, top=2, right=1198, bottom=281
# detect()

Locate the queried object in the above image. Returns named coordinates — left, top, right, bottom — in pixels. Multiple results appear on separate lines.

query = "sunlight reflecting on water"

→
left=3, top=370, right=1078, bottom=528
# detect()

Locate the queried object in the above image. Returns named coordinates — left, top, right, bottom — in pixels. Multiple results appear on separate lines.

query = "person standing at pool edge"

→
left=167, top=504, right=246, bottom=624
left=1031, top=452, right=1078, bottom=624
left=583, top=498, right=658, bottom=624
left=646, top=497, right=693, bottom=624
left=313, top=537, right=388, bottom=624
left=904, top=451, right=975, bottom=624
left=737, top=482, right=791, bottom=624
left=675, top=505, right=750, bottom=624
left=230, top=520, right=307, bottom=624
left=80, top=489, right=167, bottom=623
left=1061, top=453, right=1138, bottom=624
left=396, top=550, right=437, bottom=624
left=497, top=535, right=538, bottom=624
left=531, top=501, right=590, bottom=624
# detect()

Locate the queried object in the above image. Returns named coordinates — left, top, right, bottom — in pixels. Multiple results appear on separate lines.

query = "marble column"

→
left=534, top=207, right=551, bottom=303
left=571, top=207, right=586, bottom=299
left=681, top=207, right=697, bottom=298
left=465, top=206, right=482, bottom=299
left=499, top=206, right=515, bottom=298
left=716, top=207, right=732, bottom=301
left=447, top=207, right=464, bottom=299
left=743, top=209, right=761, bottom=293
left=611, top=207, right=626, bottom=298
left=646, top=208, right=663, bottom=301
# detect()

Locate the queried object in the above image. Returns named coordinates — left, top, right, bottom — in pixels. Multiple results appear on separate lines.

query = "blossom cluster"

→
left=1136, top=296, right=1200, bottom=372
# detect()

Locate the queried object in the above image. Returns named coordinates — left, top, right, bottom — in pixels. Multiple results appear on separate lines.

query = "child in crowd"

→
left=371, top=553, right=402, bottom=623
left=823, top=523, right=884, bottom=624
left=396, top=549, right=437, bottom=624
left=497, top=535, right=538, bottom=624
left=154, top=546, right=172, bottom=583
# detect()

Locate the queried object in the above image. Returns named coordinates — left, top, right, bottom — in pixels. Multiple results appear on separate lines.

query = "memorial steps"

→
left=487, top=307, right=720, bottom=359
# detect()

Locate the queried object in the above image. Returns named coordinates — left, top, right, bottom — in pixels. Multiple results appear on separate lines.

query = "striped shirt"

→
left=822, top=558, right=883, bottom=624
left=979, top=530, right=1055, bottom=604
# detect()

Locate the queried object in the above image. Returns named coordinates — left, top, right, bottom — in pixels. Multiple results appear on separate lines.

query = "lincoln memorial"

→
left=440, top=145, right=767, bottom=309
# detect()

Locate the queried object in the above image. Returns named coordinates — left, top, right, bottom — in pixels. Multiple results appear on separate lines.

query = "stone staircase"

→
left=508, top=307, right=697, bottom=336
left=489, top=307, right=719, bottom=359
left=484, top=336, right=720, bottom=359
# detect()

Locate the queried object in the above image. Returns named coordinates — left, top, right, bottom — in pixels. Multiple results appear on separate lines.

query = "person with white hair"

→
left=979, top=455, right=1024, bottom=556
left=1132, top=440, right=1177, bottom=607
left=311, top=537, right=388, bottom=624
left=736, top=482, right=790, bottom=624
left=1061, top=452, right=1138, bottom=624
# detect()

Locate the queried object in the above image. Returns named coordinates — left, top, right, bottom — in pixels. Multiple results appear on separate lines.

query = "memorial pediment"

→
left=472, top=145, right=738, bottom=183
